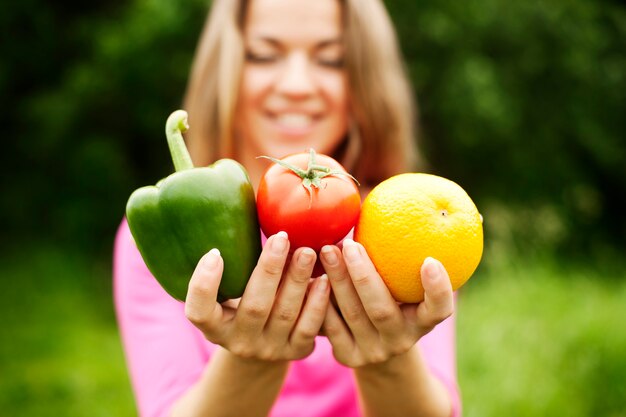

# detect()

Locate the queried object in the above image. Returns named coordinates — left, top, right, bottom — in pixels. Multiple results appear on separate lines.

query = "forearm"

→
left=354, top=344, right=452, bottom=417
left=170, top=347, right=289, bottom=417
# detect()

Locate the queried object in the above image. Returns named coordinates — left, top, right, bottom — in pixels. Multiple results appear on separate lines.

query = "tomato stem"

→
left=256, top=155, right=308, bottom=177
left=309, top=164, right=331, bottom=173
left=257, top=148, right=360, bottom=206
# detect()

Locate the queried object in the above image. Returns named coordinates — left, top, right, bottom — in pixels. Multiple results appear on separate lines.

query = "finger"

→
left=235, top=232, right=290, bottom=333
left=185, top=249, right=228, bottom=340
left=339, top=240, right=404, bottom=336
left=290, top=274, right=331, bottom=350
left=265, top=247, right=317, bottom=339
left=321, top=295, right=355, bottom=350
left=415, top=257, right=454, bottom=330
left=319, top=244, right=377, bottom=340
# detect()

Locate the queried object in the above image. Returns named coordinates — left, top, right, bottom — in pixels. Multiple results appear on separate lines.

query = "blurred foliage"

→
left=388, top=0, right=626, bottom=256
left=1, top=0, right=209, bottom=256
left=1, top=0, right=625, bottom=259
left=456, top=256, right=626, bottom=417
left=0, top=244, right=134, bottom=416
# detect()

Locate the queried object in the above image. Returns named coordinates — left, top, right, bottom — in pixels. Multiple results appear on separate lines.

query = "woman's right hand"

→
left=184, top=232, right=330, bottom=362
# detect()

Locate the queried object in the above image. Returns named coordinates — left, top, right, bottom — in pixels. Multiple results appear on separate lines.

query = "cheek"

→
left=240, top=68, right=274, bottom=116
left=321, top=73, right=349, bottom=116
left=316, top=77, right=349, bottom=154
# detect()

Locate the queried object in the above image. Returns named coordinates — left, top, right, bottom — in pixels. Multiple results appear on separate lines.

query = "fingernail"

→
left=271, top=231, right=288, bottom=254
left=321, top=245, right=338, bottom=266
left=423, top=257, right=440, bottom=281
left=298, top=248, right=315, bottom=267
left=343, top=239, right=359, bottom=262
left=317, top=274, right=328, bottom=292
left=204, top=248, right=221, bottom=269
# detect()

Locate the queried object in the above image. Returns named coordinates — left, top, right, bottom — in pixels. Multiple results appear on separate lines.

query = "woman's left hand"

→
left=319, top=239, right=454, bottom=368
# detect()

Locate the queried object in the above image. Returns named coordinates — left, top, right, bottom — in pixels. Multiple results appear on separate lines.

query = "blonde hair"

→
left=183, top=0, right=419, bottom=185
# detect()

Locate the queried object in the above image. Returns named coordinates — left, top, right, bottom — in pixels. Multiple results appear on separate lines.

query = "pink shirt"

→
left=114, top=220, right=461, bottom=417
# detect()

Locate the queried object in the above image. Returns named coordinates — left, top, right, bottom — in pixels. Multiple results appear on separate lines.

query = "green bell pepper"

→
left=126, top=110, right=261, bottom=301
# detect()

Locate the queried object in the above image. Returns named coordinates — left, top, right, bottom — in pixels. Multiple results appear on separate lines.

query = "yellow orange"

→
left=354, top=173, right=483, bottom=303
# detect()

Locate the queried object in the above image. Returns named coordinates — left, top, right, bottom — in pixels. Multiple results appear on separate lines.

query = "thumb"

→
left=416, top=257, right=454, bottom=328
left=185, top=249, right=226, bottom=333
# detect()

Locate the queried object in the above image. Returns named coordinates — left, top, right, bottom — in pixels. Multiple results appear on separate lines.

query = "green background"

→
left=1, top=0, right=625, bottom=415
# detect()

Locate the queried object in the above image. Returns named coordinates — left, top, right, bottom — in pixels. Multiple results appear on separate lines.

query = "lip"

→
left=265, top=111, right=322, bottom=137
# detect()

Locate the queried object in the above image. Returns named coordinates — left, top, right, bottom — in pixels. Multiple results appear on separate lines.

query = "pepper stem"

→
left=165, top=110, right=194, bottom=172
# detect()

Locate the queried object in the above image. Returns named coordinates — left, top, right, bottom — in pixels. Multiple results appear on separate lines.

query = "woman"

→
left=114, top=0, right=461, bottom=416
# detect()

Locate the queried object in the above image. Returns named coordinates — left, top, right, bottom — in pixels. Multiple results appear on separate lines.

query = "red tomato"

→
left=257, top=150, right=361, bottom=252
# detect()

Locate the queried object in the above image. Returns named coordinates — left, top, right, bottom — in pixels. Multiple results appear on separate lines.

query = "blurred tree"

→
left=390, top=0, right=626, bottom=254
left=1, top=0, right=208, bottom=255
left=1, top=0, right=625, bottom=258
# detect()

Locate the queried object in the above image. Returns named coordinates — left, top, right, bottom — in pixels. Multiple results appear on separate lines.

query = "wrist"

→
left=354, top=345, right=418, bottom=379
left=352, top=345, right=453, bottom=417
left=220, top=347, right=291, bottom=373
left=171, top=347, right=291, bottom=417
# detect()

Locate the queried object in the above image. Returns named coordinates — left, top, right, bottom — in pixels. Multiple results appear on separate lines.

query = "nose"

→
left=275, top=52, right=316, bottom=98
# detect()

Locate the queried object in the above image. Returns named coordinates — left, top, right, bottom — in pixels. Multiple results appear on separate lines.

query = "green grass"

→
left=1, top=243, right=625, bottom=416
left=457, top=257, right=626, bottom=417
left=0, top=244, right=135, bottom=417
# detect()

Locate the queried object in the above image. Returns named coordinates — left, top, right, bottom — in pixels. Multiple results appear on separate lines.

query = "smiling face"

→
left=236, top=0, right=349, bottom=183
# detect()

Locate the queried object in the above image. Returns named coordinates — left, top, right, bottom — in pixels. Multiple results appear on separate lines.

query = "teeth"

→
left=276, top=113, right=313, bottom=129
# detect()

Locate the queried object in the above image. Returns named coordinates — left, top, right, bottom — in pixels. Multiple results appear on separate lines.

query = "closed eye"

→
left=245, top=51, right=280, bottom=64
left=316, top=58, right=344, bottom=68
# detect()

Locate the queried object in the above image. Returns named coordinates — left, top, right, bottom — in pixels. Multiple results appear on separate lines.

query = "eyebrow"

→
left=250, top=36, right=343, bottom=50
